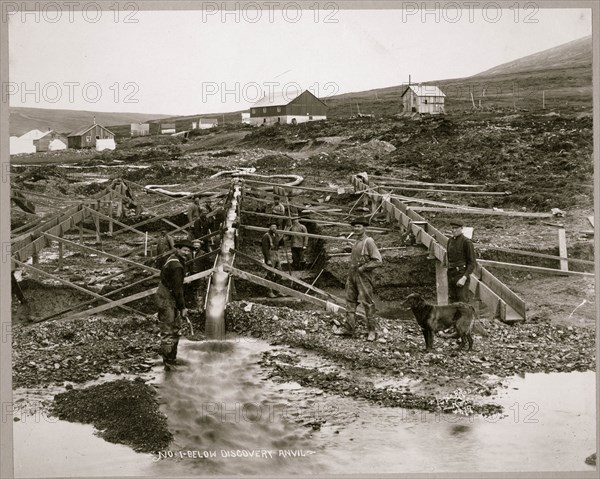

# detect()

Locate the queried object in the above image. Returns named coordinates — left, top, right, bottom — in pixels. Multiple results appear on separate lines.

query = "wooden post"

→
left=108, top=191, right=114, bottom=236
left=58, top=232, right=64, bottom=270
left=436, top=260, right=448, bottom=305
left=94, top=209, right=101, bottom=243
left=558, top=227, right=568, bottom=271
left=542, top=90, right=545, bottom=109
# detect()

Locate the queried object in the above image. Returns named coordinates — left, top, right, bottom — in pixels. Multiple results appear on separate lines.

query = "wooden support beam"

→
left=477, top=260, right=594, bottom=278
left=241, top=225, right=358, bottom=242
left=82, top=206, right=148, bottom=238
left=558, top=227, right=568, bottom=271
left=63, top=268, right=215, bottom=321
left=143, top=183, right=229, bottom=211
left=479, top=246, right=595, bottom=266
left=376, top=185, right=510, bottom=195
left=408, top=206, right=553, bottom=218
left=435, top=261, right=448, bottom=305
left=42, top=232, right=160, bottom=274
left=239, top=209, right=392, bottom=231
left=12, top=259, right=144, bottom=317
left=230, top=248, right=343, bottom=304
left=223, top=265, right=346, bottom=314
left=368, top=174, right=485, bottom=188
left=245, top=178, right=341, bottom=195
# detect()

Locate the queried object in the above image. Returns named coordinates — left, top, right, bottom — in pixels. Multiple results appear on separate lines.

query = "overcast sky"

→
left=7, top=4, right=592, bottom=115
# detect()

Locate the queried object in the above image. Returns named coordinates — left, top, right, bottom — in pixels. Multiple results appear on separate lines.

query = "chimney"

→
left=408, top=74, right=411, bottom=86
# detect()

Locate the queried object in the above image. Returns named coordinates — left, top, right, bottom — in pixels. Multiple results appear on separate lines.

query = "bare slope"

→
left=9, top=107, right=174, bottom=136
left=474, top=35, right=592, bottom=77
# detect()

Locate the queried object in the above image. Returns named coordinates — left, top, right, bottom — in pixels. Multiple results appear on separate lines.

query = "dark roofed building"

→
left=67, top=123, right=115, bottom=149
left=249, top=89, right=328, bottom=126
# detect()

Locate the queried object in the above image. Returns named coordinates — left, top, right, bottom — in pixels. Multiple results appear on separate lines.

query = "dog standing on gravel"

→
left=405, top=293, right=477, bottom=351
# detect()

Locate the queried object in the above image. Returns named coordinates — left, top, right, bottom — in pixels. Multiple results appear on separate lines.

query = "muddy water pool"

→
left=13, top=337, right=596, bottom=476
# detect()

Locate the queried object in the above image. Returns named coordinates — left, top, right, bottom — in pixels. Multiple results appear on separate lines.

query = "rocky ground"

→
left=9, top=109, right=596, bottom=455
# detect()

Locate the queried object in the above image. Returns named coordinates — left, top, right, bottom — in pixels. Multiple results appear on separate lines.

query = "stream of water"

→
left=13, top=337, right=596, bottom=476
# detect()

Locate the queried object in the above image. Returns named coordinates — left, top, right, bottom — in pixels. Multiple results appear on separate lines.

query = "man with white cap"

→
left=446, top=221, right=477, bottom=303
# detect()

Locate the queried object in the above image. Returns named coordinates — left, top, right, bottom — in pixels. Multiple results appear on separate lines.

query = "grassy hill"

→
left=9, top=107, right=174, bottom=136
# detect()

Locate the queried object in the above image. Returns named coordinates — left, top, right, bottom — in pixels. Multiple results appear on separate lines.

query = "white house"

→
left=131, top=123, right=150, bottom=136
left=401, top=85, right=446, bottom=114
left=192, top=118, right=218, bottom=129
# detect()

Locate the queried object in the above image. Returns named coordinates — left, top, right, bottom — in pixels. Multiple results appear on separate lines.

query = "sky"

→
left=7, top=3, right=593, bottom=116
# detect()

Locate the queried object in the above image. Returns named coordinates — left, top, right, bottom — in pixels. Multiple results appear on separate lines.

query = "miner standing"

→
left=446, top=221, right=477, bottom=303
left=336, top=217, right=382, bottom=341
left=155, top=239, right=193, bottom=369
left=262, top=220, right=284, bottom=298
left=287, top=217, right=308, bottom=270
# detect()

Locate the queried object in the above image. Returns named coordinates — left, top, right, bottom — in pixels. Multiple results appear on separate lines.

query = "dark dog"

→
left=405, top=293, right=476, bottom=351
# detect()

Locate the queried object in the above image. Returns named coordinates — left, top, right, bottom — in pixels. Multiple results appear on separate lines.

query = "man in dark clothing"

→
left=335, top=217, right=383, bottom=341
left=187, top=238, right=211, bottom=311
left=271, top=196, right=286, bottom=229
left=287, top=217, right=308, bottom=270
left=262, top=220, right=284, bottom=298
left=155, top=230, right=175, bottom=270
left=446, top=221, right=477, bottom=303
left=155, top=239, right=193, bottom=369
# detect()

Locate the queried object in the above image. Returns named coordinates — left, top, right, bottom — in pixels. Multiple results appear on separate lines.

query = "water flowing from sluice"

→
left=204, top=181, right=241, bottom=340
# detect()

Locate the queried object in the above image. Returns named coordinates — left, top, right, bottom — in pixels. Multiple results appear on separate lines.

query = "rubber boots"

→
left=365, top=305, right=378, bottom=342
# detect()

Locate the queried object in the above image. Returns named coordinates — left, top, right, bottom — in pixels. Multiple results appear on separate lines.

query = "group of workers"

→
left=153, top=192, right=477, bottom=368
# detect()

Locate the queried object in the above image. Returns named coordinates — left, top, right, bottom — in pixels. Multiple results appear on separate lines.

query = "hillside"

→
left=474, top=35, right=592, bottom=77
left=9, top=107, right=174, bottom=136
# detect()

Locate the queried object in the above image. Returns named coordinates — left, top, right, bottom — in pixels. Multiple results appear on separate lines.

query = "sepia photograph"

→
left=0, top=1, right=597, bottom=477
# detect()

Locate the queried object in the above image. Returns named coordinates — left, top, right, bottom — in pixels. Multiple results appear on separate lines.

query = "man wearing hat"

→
left=155, top=239, right=193, bottom=368
left=287, top=217, right=308, bottom=270
left=271, top=196, right=286, bottom=229
left=446, top=221, right=477, bottom=303
left=336, top=216, right=383, bottom=341
left=262, top=220, right=285, bottom=297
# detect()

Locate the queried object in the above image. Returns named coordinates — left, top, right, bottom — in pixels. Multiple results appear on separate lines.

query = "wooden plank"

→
left=230, top=248, right=344, bottom=304
left=224, top=265, right=346, bottom=313
left=12, top=258, right=143, bottom=316
left=245, top=178, right=338, bottom=194
left=63, top=269, right=215, bottom=321
left=558, top=227, right=568, bottom=271
left=478, top=260, right=594, bottom=278
left=480, top=246, right=595, bottom=265
left=241, top=225, right=358, bottom=242
left=43, top=232, right=160, bottom=274
left=378, top=185, right=510, bottom=196
left=409, top=206, right=553, bottom=218
left=82, top=206, right=148, bottom=238
left=477, top=265, right=527, bottom=318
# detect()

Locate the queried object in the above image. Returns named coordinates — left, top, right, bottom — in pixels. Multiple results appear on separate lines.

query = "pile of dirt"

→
left=51, top=378, right=172, bottom=453
left=11, top=315, right=164, bottom=388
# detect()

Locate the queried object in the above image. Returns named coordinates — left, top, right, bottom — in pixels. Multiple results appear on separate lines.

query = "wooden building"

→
left=249, top=90, right=328, bottom=126
left=67, top=123, right=115, bottom=149
left=34, top=130, right=68, bottom=152
left=131, top=123, right=150, bottom=137
left=401, top=85, right=446, bottom=114
left=160, top=123, right=176, bottom=134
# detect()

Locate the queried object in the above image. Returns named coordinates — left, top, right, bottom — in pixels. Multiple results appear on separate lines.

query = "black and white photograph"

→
left=0, top=1, right=597, bottom=477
